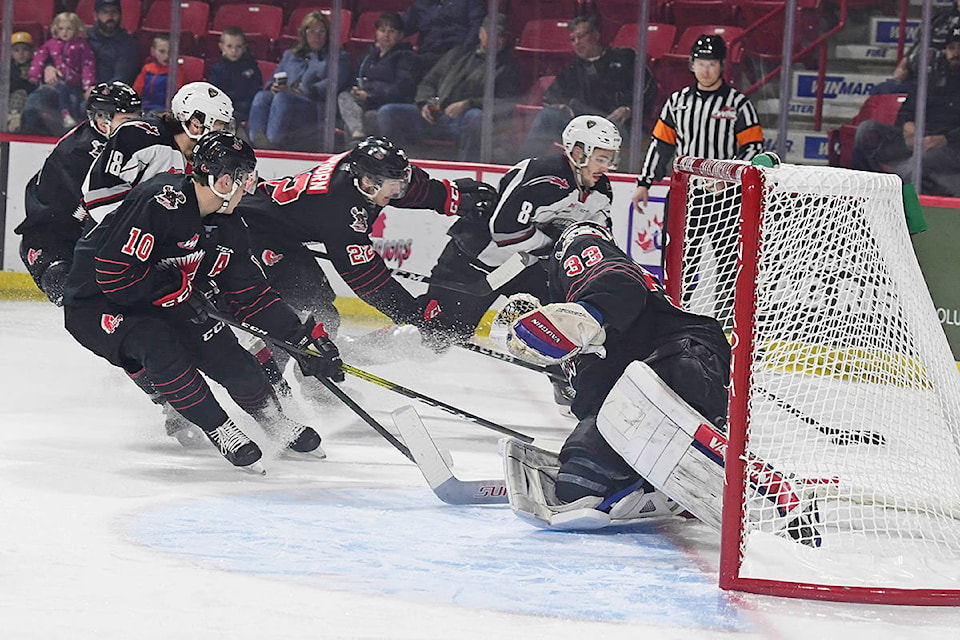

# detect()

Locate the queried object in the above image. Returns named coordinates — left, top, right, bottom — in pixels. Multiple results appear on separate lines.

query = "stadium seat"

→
left=206, top=0, right=283, bottom=14
left=0, top=0, right=54, bottom=26
left=594, top=0, right=670, bottom=43
left=827, top=93, right=906, bottom=168
left=210, top=4, right=284, bottom=40
left=257, top=59, right=278, bottom=82
left=737, top=0, right=823, bottom=71
left=177, top=55, right=206, bottom=84
left=196, top=32, right=272, bottom=61
left=6, top=23, right=45, bottom=50
left=513, top=19, right=577, bottom=91
left=354, top=0, right=411, bottom=12
left=508, top=0, right=580, bottom=27
left=76, top=0, right=140, bottom=33
left=668, top=0, right=740, bottom=40
left=611, top=23, right=677, bottom=61
left=135, top=30, right=197, bottom=62
left=141, top=1, right=211, bottom=40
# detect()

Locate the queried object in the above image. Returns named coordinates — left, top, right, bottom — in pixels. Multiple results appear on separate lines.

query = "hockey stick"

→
left=456, top=342, right=550, bottom=375
left=759, top=388, right=886, bottom=446
left=392, top=405, right=508, bottom=505
left=342, top=363, right=534, bottom=443
left=204, top=308, right=414, bottom=462
left=307, top=247, right=538, bottom=297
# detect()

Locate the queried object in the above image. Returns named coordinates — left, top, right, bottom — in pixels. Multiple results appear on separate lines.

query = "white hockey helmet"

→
left=562, top=115, right=622, bottom=170
left=171, top=82, right=235, bottom=140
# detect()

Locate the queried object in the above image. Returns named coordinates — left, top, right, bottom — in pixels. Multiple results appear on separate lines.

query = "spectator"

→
left=27, top=12, right=97, bottom=128
left=208, top=27, right=262, bottom=126
left=519, top=15, right=657, bottom=159
left=853, top=30, right=960, bottom=198
left=247, top=11, right=350, bottom=151
left=87, top=0, right=139, bottom=86
left=874, top=2, right=960, bottom=95
left=133, top=33, right=175, bottom=114
left=9, top=32, right=36, bottom=132
left=404, top=0, right=485, bottom=76
left=337, top=12, right=417, bottom=145
left=377, top=13, right=521, bottom=162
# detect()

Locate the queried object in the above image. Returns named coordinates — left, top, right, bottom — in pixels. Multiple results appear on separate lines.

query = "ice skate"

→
left=251, top=393, right=326, bottom=458
left=205, top=419, right=265, bottom=474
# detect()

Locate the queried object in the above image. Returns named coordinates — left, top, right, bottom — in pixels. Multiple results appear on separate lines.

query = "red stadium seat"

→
left=257, top=59, right=278, bottom=82
left=611, top=23, right=677, bottom=61
left=141, top=1, right=211, bottom=39
left=76, top=0, right=140, bottom=33
left=594, top=0, right=670, bottom=43
left=513, top=19, right=577, bottom=90
left=354, top=0, right=411, bottom=12
left=7, top=23, right=46, bottom=50
left=827, top=93, right=906, bottom=168
left=135, top=30, right=197, bottom=62
left=196, top=32, right=272, bottom=61
left=0, top=0, right=54, bottom=26
left=508, top=0, right=580, bottom=27
left=738, top=0, right=823, bottom=71
left=177, top=55, right=206, bottom=84
left=210, top=4, right=283, bottom=40
left=668, top=0, right=740, bottom=41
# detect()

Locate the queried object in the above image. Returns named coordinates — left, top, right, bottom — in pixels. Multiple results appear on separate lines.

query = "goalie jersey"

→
left=81, top=115, right=187, bottom=225
left=476, top=154, right=613, bottom=267
left=235, top=152, right=460, bottom=326
left=549, top=232, right=729, bottom=421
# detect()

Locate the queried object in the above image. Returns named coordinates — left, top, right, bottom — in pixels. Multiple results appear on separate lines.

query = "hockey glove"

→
left=152, top=268, right=208, bottom=325
left=442, top=178, right=498, bottom=221
left=507, top=302, right=606, bottom=366
left=292, top=319, right=345, bottom=382
left=415, top=296, right=452, bottom=354
left=490, top=293, right=542, bottom=347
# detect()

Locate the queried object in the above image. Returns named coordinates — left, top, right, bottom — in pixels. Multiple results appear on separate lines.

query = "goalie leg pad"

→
left=596, top=361, right=726, bottom=530
left=503, top=437, right=683, bottom=531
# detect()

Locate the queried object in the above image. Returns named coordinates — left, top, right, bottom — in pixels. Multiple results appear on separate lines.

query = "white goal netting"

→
left=670, top=157, right=960, bottom=600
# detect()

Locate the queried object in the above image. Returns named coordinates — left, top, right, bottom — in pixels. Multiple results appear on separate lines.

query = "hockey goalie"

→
left=500, top=221, right=820, bottom=545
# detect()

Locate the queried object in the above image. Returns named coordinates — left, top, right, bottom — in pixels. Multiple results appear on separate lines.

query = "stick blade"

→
left=392, top=406, right=508, bottom=505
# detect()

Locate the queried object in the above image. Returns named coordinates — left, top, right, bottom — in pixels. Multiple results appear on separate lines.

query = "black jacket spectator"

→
left=404, top=0, right=486, bottom=72
left=544, top=47, right=653, bottom=120
left=208, top=51, right=262, bottom=123
left=356, top=41, right=418, bottom=109
left=88, top=24, right=139, bottom=85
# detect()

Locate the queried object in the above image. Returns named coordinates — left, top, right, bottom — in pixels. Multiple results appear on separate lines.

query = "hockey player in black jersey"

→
left=422, top=115, right=622, bottom=347
left=235, top=135, right=496, bottom=352
left=63, top=132, right=340, bottom=473
left=82, top=81, right=235, bottom=225
left=15, top=81, right=142, bottom=306
left=503, top=222, right=730, bottom=514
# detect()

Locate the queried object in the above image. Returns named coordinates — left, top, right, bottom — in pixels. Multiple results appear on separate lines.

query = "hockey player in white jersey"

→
left=81, top=81, right=235, bottom=224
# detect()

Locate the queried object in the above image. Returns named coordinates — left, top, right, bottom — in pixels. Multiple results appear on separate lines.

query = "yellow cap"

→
left=11, top=32, right=33, bottom=47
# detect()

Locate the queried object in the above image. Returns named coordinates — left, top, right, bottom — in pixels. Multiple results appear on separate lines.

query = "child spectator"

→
left=28, top=12, right=96, bottom=128
left=133, top=33, right=175, bottom=114
left=9, top=31, right=36, bottom=131
left=208, top=27, right=262, bottom=126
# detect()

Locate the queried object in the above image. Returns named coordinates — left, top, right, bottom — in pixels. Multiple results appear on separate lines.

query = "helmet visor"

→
left=371, top=165, right=411, bottom=200
left=235, top=170, right=258, bottom=196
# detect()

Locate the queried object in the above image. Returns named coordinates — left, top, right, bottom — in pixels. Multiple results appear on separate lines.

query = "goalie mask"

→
left=349, top=136, right=412, bottom=201
left=554, top=221, right=615, bottom=260
left=171, top=82, right=235, bottom=140
left=192, top=131, right=257, bottom=209
left=86, top=81, right=142, bottom=137
left=562, top=115, right=622, bottom=174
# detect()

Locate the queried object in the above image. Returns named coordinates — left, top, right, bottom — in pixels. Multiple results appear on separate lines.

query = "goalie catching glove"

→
left=292, top=318, right=345, bottom=382
left=442, top=178, right=498, bottom=221
left=507, top=301, right=606, bottom=366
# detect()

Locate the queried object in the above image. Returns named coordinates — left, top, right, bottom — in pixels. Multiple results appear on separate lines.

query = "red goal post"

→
left=666, top=156, right=960, bottom=605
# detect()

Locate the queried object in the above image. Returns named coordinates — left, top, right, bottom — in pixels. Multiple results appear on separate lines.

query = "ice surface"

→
left=2, top=300, right=960, bottom=639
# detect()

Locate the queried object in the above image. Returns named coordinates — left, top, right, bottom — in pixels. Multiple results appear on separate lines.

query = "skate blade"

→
left=280, top=445, right=327, bottom=461
left=238, top=460, right=267, bottom=475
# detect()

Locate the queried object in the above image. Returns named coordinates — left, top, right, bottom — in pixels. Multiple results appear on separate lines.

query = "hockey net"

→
left=666, top=156, right=960, bottom=604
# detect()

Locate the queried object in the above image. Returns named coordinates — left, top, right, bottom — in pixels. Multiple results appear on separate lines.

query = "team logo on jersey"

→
left=261, top=249, right=284, bottom=266
left=527, top=175, right=570, bottom=190
left=154, top=185, right=187, bottom=210
left=208, top=246, right=233, bottom=277
left=89, top=139, right=105, bottom=159
left=161, top=251, right=203, bottom=281
left=712, top=106, right=738, bottom=120
left=26, top=248, right=42, bottom=265
left=349, top=207, right=368, bottom=233
left=177, top=233, right=200, bottom=250
left=100, top=313, right=124, bottom=334
left=128, top=121, right=160, bottom=136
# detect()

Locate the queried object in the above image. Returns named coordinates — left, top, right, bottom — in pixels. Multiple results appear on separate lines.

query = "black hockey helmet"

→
left=553, top=220, right=615, bottom=260
left=192, top=130, right=257, bottom=197
left=690, top=34, right=727, bottom=61
left=348, top=136, right=412, bottom=199
left=86, top=81, right=142, bottom=120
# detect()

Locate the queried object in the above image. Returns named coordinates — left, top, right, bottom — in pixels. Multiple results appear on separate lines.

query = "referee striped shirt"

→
left=637, top=82, right=764, bottom=187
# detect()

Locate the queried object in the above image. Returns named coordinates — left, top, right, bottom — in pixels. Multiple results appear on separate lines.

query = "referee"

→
left=631, top=34, right=764, bottom=210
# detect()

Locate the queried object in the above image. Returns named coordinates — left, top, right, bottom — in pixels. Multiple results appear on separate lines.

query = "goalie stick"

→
left=392, top=405, right=509, bottom=505
left=758, top=388, right=887, bottom=446
left=308, top=247, right=539, bottom=297
left=204, top=308, right=415, bottom=462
